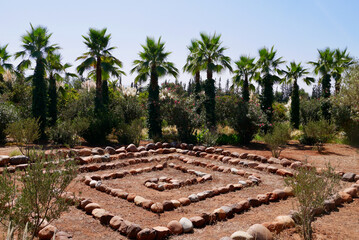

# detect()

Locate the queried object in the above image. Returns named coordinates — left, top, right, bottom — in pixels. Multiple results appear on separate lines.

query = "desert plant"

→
left=116, top=118, right=143, bottom=145
left=5, top=118, right=40, bottom=155
left=263, top=122, right=291, bottom=157
left=301, top=120, right=336, bottom=152
left=0, top=150, right=77, bottom=239
left=285, top=162, right=341, bottom=240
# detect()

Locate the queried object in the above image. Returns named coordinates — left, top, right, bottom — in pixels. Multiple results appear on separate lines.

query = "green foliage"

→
left=300, top=120, right=336, bottom=152
left=291, top=80, right=300, bottom=128
left=300, top=98, right=322, bottom=125
left=272, top=102, right=288, bottom=123
left=216, top=95, right=239, bottom=125
left=5, top=118, right=40, bottom=155
left=0, top=150, right=77, bottom=239
left=47, top=74, right=57, bottom=126
left=48, top=118, right=89, bottom=147
left=82, top=112, right=112, bottom=145
left=285, top=163, right=340, bottom=240
left=204, top=78, right=216, bottom=128
left=233, top=55, right=257, bottom=102
left=116, top=118, right=143, bottom=145
left=263, top=122, right=291, bottom=157
left=229, top=99, right=268, bottom=144
left=216, top=134, right=240, bottom=145
left=196, top=128, right=218, bottom=147
left=0, top=103, right=19, bottom=144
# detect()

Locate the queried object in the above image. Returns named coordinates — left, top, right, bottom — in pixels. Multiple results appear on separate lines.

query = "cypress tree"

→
left=261, top=76, right=274, bottom=124
left=321, top=74, right=331, bottom=121
left=48, top=73, right=57, bottom=126
left=291, top=80, right=300, bottom=128
left=32, top=58, right=47, bottom=139
left=148, top=79, right=162, bottom=138
left=204, top=78, right=216, bottom=129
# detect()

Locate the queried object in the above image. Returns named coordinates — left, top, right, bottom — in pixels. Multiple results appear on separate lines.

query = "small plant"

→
left=196, top=128, right=218, bottom=147
left=116, top=118, right=143, bottom=145
left=285, top=162, right=341, bottom=240
left=0, top=150, right=77, bottom=239
left=9, top=149, right=21, bottom=157
left=5, top=118, right=40, bottom=155
left=301, top=120, right=336, bottom=152
left=263, top=122, right=291, bottom=157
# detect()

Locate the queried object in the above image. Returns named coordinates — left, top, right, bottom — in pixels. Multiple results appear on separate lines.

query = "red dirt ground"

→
left=0, top=142, right=358, bottom=240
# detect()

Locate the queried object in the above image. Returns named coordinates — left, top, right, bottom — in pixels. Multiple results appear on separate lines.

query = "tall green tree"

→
left=0, top=44, right=13, bottom=84
left=233, top=55, right=257, bottom=102
left=198, top=33, right=232, bottom=129
left=332, top=48, right=354, bottom=94
left=76, top=28, right=124, bottom=113
left=309, top=48, right=335, bottom=121
left=15, top=24, right=59, bottom=139
left=183, top=39, right=203, bottom=98
left=46, top=53, right=74, bottom=126
left=256, top=46, right=284, bottom=124
left=280, top=62, right=314, bottom=129
left=131, top=37, right=178, bottom=138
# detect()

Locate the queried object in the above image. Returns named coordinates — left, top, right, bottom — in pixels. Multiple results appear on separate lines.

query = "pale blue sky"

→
left=1, top=0, right=358, bottom=91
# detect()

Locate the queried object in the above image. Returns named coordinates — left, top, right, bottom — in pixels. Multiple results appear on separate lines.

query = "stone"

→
left=342, top=172, right=356, bottom=182
left=323, top=199, right=336, bottom=212
left=100, top=212, right=114, bottom=225
left=290, top=161, right=303, bottom=169
left=190, top=216, right=206, bottom=228
left=80, top=199, right=92, bottom=209
left=142, top=199, right=154, bottom=209
left=178, top=197, right=191, bottom=206
left=266, top=166, right=278, bottom=173
left=137, top=146, right=146, bottom=152
left=92, top=208, right=107, bottom=219
left=167, top=220, right=183, bottom=234
left=231, top=152, right=240, bottom=158
left=283, top=187, right=294, bottom=197
left=276, top=169, right=293, bottom=177
left=92, top=147, right=104, bottom=155
left=126, top=223, right=142, bottom=239
left=116, top=147, right=126, bottom=153
left=280, top=159, right=291, bottom=167
left=274, top=215, right=295, bottom=230
left=213, top=208, right=227, bottom=220
left=220, top=237, right=231, bottom=240
left=9, top=155, right=29, bottom=165
left=109, top=216, right=123, bottom=230
left=205, top=147, right=215, bottom=153
left=257, top=194, right=270, bottom=204
left=171, top=200, right=181, bottom=208
left=134, top=196, right=146, bottom=206
left=0, top=155, right=10, bottom=166
left=78, top=148, right=92, bottom=156
left=247, top=224, right=273, bottom=240
left=179, top=217, right=193, bottom=233
left=153, top=226, right=170, bottom=239
left=38, top=224, right=57, bottom=240
left=272, top=189, right=286, bottom=200
left=230, top=230, right=254, bottom=240
left=84, top=203, right=100, bottom=213
left=151, top=202, right=164, bottom=213
left=188, top=194, right=199, bottom=202
left=126, top=144, right=138, bottom=152
left=137, top=228, right=156, bottom=240
left=162, top=200, right=175, bottom=211
left=127, top=193, right=136, bottom=202
left=248, top=198, right=261, bottom=207
left=339, top=191, right=353, bottom=203
left=104, top=146, right=116, bottom=155
left=118, top=220, right=131, bottom=235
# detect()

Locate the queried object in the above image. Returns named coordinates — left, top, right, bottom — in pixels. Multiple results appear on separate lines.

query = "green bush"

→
left=48, top=117, right=89, bottom=147
left=272, top=102, right=288, bottom=123
left=116, top=119, right=143, bottom=145
left=263, top=122, right=291, bottom=157
left=0, top=103, right=19, bottom=144
left=216, top=134, right=240, bottom=145
left=229, top=99, right=268, bottom=144
left=196, top=128, right=218, bottom=147
left=300, top=98, right=322, bottom=125
left=0, top=150, right=77, bottom=239
left=300, top=120, right=336, bottom=152
left=82, top=112, right=113, bottom=145
left=285, top=163, right=340, bottom=240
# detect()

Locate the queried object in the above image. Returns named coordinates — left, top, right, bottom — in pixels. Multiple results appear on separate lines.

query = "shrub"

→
left=48, top=117, right=89, bottom=147
left=82, top=112, right=113, bottom=145
left=116, top=119, right=143, bottom=146
left=300, top=120, right=336, bottom=152
left=0, top=103, right=19, bottom=144
left=5, top=118, right=40, bottom=155
left=196, top=128, right=218, bottom=147
left=285, top=162, right=340, bottom=240
left=216, top=134, right=240, bottom=145
left=263, top=122, right=291, bottom=157
left=0, top=150, right=77, bottom=239
left=229, top=99, right=268, bottom=144
left=272, top=102, right=288, bottom=123
left=300, top=98, right=322, bottom=125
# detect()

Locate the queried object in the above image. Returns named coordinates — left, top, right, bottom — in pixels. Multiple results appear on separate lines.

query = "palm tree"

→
left=183, top=39, right=203, bottom=97
left=256, top=46, right=284, bottom=124
left=280, top=62, right=314, bottom=129
left=0, top=44, right=13, bottom=82
left=198, top=32, right=232, bottom=128
left=332, top=48, right=354, bottom=94
left=76, top=28, right=125, bottom=113
left=131, top=37, right=178, bottom=138
left=233, top=55, right=257, bottom=102
left=15, top=24, right=59, bottom=139
left=309, top=48, right=335, bottom=120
